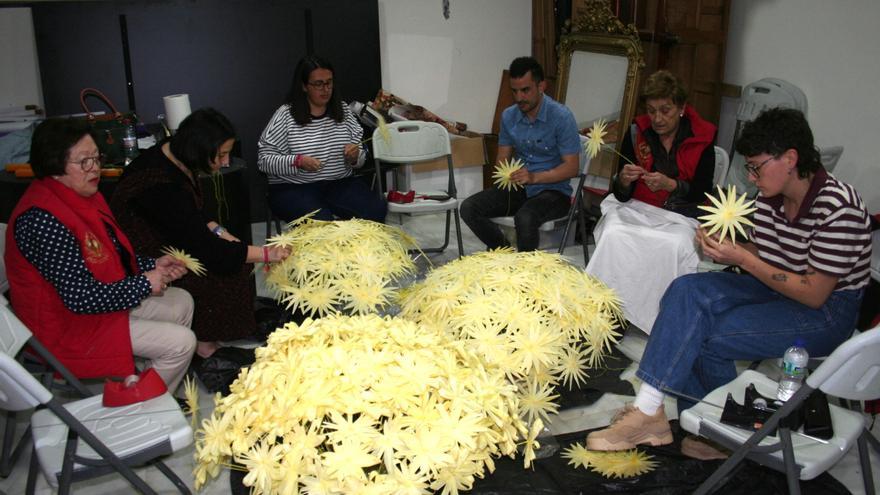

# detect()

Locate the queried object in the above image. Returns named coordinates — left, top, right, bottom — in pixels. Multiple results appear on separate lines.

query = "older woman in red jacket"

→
left=4, top=119, right=196, bottom=391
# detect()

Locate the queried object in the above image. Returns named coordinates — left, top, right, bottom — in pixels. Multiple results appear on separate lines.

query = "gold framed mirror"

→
left=556, top=0, right=644, bottom=178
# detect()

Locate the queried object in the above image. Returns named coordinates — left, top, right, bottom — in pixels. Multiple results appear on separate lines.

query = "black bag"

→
left=191, top=347, right=256, bottom=395
left=79, top=88, right=138, bottom=166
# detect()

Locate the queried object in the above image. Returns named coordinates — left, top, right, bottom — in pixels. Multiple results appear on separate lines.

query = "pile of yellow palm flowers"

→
left=194, top=314, right=541, bottom=494
left=264, top=215, right=418, bottom=316
left=398, top=249, right=624, bottom=424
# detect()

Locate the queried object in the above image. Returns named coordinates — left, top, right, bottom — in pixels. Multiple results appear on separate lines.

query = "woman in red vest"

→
left=586, top=70, right=717, bottom=335
left=4, top=119, right=196, bottom=392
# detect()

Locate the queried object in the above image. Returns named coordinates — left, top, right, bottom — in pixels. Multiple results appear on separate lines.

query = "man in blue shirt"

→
left=461, top=56, right=581, bottom=251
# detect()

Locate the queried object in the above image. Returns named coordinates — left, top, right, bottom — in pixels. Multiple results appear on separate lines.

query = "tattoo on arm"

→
left=772, top=273, right=788, bottom=282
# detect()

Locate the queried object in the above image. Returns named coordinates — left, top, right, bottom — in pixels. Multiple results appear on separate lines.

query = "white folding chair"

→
left=0, top=296, right=193, bottom=494
left=489, top=135, right=591, bottom=265
left=712, top=146, right=730, bottom=188
left=680, top=327, right=880, bottom=495
left=373, top=121, right=464, bottom=257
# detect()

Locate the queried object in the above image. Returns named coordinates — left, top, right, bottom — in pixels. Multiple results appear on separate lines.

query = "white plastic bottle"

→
left=776, top=340, right=809, bottom=401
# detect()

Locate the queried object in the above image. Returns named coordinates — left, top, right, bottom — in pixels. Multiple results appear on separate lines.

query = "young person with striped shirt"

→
left=586, top=108, right=872, bottom=458
left=257, top=55, right=387, bottom=223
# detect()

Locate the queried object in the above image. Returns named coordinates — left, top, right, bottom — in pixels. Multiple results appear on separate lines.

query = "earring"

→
left=679, top=113, right=684, bottom=117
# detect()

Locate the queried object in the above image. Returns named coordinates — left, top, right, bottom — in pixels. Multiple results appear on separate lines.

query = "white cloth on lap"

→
left=585, top=195, right=702, bottom=334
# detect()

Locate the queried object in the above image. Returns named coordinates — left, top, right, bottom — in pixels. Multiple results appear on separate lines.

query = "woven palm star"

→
left=160, top=246, right=207, bottom=276
left=588, top=449, right=658, bottom=479
left=584, top=118, right=608, bottom=159
left=183, top=375, right=200, bottom=428
left=698, top=184, right=757, bottom=245
left=492, top=158, right=524, bottom=191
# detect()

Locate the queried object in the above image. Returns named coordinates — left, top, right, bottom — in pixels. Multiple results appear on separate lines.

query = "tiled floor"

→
left=1, top=212, right=876, bottom=494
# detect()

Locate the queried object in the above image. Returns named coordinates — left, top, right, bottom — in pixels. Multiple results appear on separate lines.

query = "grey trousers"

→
left=129, top=287, right=197, bottom=393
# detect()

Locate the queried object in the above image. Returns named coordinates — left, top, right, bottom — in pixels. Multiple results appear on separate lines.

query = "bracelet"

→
left=211, top=225, right=224, bottom=237
left=292, top=155, right=302, bottom=168
left=262, top=246, right=270, bottom=264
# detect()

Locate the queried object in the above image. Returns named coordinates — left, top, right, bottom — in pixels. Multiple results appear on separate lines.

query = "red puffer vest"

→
left=631, top=104, right=716, bottom=208
left=5, top=178, right=138, bottom=378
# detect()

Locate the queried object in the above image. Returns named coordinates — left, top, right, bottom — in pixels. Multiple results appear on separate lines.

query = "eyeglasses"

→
left=68, top=155, right=104, bottom=172
left=744, top=155, right=775, bottom=178
left=307, top=79, right=333, bottom=89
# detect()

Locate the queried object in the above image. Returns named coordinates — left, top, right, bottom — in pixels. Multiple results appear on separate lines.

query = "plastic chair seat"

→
left=387, top=193, right=459, bottom=214
left=489, top=215, right=566, bottom=232
left=680, top=369, right=867, bottom=480
left=31, top=392, right=192, bottom=487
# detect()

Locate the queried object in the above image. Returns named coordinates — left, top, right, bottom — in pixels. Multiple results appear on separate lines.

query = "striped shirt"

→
left=750, top=169, right=872, bottom=291
left=257, top=103, right=365, bottom=185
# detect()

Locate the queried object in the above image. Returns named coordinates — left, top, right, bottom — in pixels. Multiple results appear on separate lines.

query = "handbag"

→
left=79, top=88, right=138, bottom=166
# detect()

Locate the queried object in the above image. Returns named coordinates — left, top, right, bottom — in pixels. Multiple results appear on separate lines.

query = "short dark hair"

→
left=509, top=56, right=544, bottom=82
left=169, top=108, right=236, bottom=175
left=30, top=118, right=97, bottom=179
left=735, top=108, right=821, bottom=179
left=641, top=70, right=688, bottom=106
left=285, top=55, right=344, bottom=125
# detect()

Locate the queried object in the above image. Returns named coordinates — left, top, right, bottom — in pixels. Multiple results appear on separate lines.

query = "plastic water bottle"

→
left=777, top=340, right=809, bottom=401
left=122, top=120, right=138, bottom=165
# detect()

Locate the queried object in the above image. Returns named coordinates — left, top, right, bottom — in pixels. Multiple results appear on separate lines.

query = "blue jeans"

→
left=636, top=272, right=863, bottom=412
left=268, top=176, right=387, bottom=223
left=459, top=187, right=570, bottom=251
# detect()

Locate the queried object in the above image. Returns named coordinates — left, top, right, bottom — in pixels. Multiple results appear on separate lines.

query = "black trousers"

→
left=459, top=187, right=570, bottom=251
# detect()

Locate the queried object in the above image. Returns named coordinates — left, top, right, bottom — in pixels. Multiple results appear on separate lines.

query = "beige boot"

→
left=586, top=405, right=673, bottom=451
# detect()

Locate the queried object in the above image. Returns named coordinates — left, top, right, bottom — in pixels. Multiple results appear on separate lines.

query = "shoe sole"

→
left=586, top=431, right=674, bottom=451
left=681, top=438, right=729, bottom=460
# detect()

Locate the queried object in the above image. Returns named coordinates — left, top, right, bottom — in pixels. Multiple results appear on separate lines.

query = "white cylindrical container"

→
left=163, top=94, right=192, bottom=132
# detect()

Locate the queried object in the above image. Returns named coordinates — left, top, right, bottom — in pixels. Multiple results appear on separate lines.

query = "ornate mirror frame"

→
left=556, top=0, right=645, bottom=172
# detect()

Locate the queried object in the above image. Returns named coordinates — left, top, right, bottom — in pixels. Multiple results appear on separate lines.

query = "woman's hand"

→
left=343, top=144, right=360, bottom=165
left=642, top=171, right=675, bottom=192
left=144, top=260, right=188, bottom=296
left=618, top=164, right=646, bottom=187
left=298, top=155, right=322, bottom=171
left=155, top=255, right=188, bottom=282
left=696, top=228, right=750, bottom=266
left=266, top=245, right=292, bottom=263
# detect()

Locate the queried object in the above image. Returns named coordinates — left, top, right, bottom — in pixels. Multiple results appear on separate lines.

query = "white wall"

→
left=378, top=0, right=531, bottom=199
left=723, top=0, right=880, bottom=211
left=0, top=7, right=42, bottom=110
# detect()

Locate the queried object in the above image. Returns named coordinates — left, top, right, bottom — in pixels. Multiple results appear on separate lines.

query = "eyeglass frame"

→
left=67, top=154, right=104, bottom=172
left=306, top=79, right=334, bottom=89
left=743, top=155, right=776, bottom=178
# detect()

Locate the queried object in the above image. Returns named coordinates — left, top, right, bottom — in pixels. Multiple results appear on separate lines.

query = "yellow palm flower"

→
left=561, top=442, right=595, bottom=469
left=492, top=158, right=524, bottom=191
left=193, top=314, right=535, bottom=492
left=265, top=217, right=417, bottom=317
left=183, top=375, right=199, bottom=428
left=584, top=118, right=608, bottom=159
left=698, top=184, right=757, bottom=245
left=587, top=448, right=658, bottom=479
left=160, top=246, right=207, bottom=276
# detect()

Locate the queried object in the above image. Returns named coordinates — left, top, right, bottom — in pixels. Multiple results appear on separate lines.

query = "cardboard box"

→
left=410, top=134, right=487, bottom=173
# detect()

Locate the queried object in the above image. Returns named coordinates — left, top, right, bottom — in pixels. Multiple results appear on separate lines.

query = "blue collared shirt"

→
left=499, top=94, right=580, bottom=197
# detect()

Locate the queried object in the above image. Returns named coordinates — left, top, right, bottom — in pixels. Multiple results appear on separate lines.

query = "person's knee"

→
left=169, top=287, right=194, bottom=327
left=459, top=197, right=479, bottom=224
left=513, top=209, right=540, bottom=232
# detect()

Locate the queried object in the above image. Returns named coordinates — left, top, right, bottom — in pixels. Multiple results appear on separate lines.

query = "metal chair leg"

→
left=778, top=427, right=801, bottom=495
left=154, top=459, right=193, bottom=494
left=859, top=430, right=876, bottom=495
left=452, top=209, right=465, bottom=258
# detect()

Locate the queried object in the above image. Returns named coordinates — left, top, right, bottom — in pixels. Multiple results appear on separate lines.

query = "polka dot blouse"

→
left=13, top=207, right=154, bottom=314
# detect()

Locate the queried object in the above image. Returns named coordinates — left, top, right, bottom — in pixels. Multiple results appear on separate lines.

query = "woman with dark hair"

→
left=587, top=108, right=871, bottom=458
left=257, top=55, right=387, bottom=223
left=4, top=118, right=196, bottom=391
left=586, top=70, right=717, bottom=334
left=111, top=108, right=290, bottom=358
